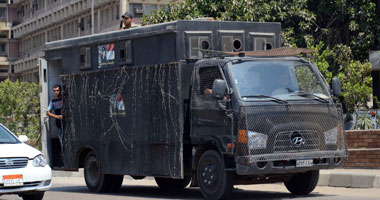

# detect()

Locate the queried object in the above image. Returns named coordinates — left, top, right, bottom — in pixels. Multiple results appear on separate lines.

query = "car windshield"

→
left=230, top=60, right=330, bottom=101
left=0, top=125, right=20, bottom=144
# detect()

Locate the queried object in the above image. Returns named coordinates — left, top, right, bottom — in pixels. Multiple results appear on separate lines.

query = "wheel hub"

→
left=88, top=160, right=100, bottom=184
left=202, top=164, right=218, bottom=187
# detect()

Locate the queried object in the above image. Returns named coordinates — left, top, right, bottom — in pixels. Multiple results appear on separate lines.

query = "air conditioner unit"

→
left=135, top=8, right=144, bottom=14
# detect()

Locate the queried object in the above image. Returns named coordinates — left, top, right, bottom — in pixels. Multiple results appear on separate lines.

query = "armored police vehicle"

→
left=40, top=20, right=347, bottom=199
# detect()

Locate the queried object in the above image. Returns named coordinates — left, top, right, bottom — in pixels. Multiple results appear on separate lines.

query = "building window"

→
left=0, top=8, right=6, bottom=18
left=0, top=43, right=6, bottom=53
left=116, top=5, right=119, bottom=20
left=144, top=4, right=158, bottom=16
left=129, top=3, right=143, bottom=18
left=79, top=18, right=84, bottom=32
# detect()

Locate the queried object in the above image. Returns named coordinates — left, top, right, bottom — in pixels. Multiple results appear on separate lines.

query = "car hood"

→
left=0, top=143, right=41, bottom=159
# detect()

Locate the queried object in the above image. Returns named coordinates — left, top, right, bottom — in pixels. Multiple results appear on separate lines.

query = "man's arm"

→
left=47, top=101, right=63, bottom=119
left=46, top=111, right=63, bottom=119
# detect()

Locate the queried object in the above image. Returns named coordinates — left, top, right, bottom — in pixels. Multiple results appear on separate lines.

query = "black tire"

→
left=84, top=153, right=124, bottom=193
left=197, top=150, right=234, bottom=200
left=21, top=192, right=44, bottom=200
left=284, top=170, right=319, bottom=195
left=155, top=176, right=191, bottom=192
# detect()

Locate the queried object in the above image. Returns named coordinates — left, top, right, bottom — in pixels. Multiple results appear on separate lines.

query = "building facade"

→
left=0, top=0, right=15, bottom=82
left=6, top=0, right=175, bottom=83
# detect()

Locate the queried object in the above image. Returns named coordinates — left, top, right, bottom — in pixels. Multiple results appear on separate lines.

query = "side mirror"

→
left=211, top=79, right=227, bottom=100
left=18, top=135, right=28, bottom=143
left=332, top=77, right=341, bottom=96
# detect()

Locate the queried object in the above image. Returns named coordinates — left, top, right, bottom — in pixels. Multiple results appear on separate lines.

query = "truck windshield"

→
left=0, top=125, right=19, bottom=144
left=231, top=60, right=330, bottom=101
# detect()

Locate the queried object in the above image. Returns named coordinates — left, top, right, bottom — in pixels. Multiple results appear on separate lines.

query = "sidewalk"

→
left=53, top=168, right=380, bottom=188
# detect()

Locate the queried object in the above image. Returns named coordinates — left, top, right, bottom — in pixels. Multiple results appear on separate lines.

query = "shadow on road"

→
left=50, top=185, right=333, bottom=200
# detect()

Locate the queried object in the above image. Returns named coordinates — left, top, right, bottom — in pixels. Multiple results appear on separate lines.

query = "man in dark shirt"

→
left=119, top=12, right=133, bottom=30
left=47, top=84, right=64, bottom=156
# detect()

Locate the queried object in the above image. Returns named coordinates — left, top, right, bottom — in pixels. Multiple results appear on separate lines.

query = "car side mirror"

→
left=212, top=79, right=227, bottom=100
left=18, top=135, right=28, bottom=143
left=332, top=77, right=341, bottom=96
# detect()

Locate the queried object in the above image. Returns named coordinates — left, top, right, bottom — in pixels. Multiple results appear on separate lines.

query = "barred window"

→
left=199, top=66, right=222, bottom=95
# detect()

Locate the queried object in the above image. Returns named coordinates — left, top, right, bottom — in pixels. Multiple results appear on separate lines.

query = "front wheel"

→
left=20, top=192, right=44, bottom=200
left=84, top=153, right=123, bottom=193
left=284, top=170, right=319, bottom=195
left=197, top=150, right=234, bottom=200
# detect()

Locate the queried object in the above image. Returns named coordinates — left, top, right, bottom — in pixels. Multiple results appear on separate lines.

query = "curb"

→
left=52, top=170, right=380, bottom=188
left=318, top=171, right=380, bottom=188
left=53, top=169, right=84, bottom=177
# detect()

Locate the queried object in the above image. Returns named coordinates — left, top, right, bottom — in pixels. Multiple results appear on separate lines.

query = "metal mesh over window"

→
left=199, top=66, right=222, bottom=95
left=236, top=104, right=347, bottom=164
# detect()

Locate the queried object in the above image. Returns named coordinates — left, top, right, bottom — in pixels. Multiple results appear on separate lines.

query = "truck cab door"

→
left=191, top=65, right=231, bottom=143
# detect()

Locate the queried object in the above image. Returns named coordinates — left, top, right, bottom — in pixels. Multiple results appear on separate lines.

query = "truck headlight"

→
left=247, top=131, right=268, bottom=149
left=33, top=154, right=47, bottom=167
left=324, top=127, right=338, bottom=144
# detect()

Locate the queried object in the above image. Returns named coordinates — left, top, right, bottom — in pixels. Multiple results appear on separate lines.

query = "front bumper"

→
left=236, top=155, right=345, bottom=175
left=0, top=160, right=52, bottom=194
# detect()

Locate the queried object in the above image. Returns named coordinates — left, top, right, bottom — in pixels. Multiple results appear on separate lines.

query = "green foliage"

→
left=294, top=64, right=325, bottom=94
left=306, top=41, right=333, bottom=83
left=143, top=0, right=380, bottom=60
left=305, top=41, right=373, bottom=117
left=0, top=79, right=41, bottom=148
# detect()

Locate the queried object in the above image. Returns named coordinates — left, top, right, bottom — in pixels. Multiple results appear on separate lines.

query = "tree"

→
left=0, top=79, right=41, bottom=148
left=306, top=42, right=373, bottom=127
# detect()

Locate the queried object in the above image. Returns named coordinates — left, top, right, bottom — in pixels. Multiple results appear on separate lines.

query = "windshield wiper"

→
left=291, top=91, right=329, bottom=103
left=241, top=95, right=289, bottom=104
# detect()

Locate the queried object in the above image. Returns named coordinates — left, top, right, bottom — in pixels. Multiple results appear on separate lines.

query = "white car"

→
left=0, top=124, right=52, bottom=200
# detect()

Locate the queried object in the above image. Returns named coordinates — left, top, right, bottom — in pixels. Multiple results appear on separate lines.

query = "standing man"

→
left=47, top=84, right=64, bottom=157
left=119, top=12, right=133, bottom=30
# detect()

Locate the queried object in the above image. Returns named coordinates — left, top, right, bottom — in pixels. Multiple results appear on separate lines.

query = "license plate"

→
left=3, top=174, right=23, bottom=187
left=296, top=159, right=313, bottom=167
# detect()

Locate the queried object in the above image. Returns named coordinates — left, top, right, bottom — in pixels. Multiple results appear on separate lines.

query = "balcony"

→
left=0, top=22, right=11, bottom=31
left=12, top=0, right=26, bottom=4
left=0, top=56, right=9, bottom=65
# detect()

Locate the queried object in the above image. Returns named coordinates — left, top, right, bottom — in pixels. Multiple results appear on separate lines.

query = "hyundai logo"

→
left=290, top=132, right=305, bottom=147
left=5, top=159, right=13, bottom=166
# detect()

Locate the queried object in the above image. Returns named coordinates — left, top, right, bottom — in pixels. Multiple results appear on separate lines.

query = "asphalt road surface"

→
left=1, top=177, right=380, bottom=200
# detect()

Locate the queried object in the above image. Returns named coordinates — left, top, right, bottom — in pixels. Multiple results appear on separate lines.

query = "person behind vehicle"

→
left=271, top=68, right=293, bottom=95
left=47, top=84, right=64, bottom=156
left=119, top=12, right=133, bottom=30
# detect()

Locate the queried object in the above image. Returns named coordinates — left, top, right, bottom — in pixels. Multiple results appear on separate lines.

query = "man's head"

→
left=121, top=12, right=133, bottom=29
left=278, top=73, right=289, bottom=86
left=52, top=84, right=62, bottom=98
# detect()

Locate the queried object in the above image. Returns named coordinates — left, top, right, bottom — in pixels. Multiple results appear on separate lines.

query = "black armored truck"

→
left=40, top=20, right=347, bottom=199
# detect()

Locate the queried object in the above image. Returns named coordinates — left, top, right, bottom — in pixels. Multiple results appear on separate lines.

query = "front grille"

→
left=0, top=157, right=28, bottom=169
left=236, top=104, right=348, bottom=163
left=274, top=130, right=321, bottom=153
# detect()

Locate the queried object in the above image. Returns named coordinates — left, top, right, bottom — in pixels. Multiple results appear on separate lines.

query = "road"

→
left=1, top=177, right=380, bottom=200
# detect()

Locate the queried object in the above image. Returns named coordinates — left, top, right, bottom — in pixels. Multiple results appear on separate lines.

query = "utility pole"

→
left=91, top=0, right=94, bottom=34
